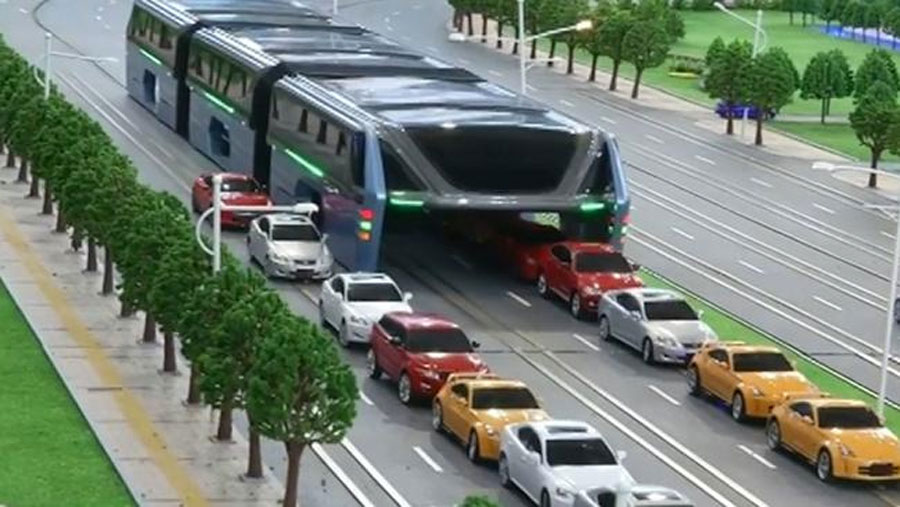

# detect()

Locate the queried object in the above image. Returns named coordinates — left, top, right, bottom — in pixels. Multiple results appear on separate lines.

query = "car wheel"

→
left=894, top=297, right=900, bottom=325
left=498, top=453, right=511, bottom=488
left=191, top=194, right=200, bottom=213
left=570, top=294, right=583, bottom=320
left=537, top=273, right=550, bottom=299
left=817, top=449, right=834, bottom=482
left=467, top=431, right=480, bottom=463
left=398, top=372, right=412, bottom=405
left=731, top=391, right=746, bottom=422
left=366, top=349, right=381, bottom=380
left=687, top=366, right=701, bottom=396
left=318, top=302, right=327, bottom=329
left=338, top=321, right=351, bottom=348
left=432, top=402, right=444, bottom=433
left=766, top=419, right=782, bottom=451
left=540, top=489, right=551, bottom=507
left=263, top=257, right=276, bottom=279
left=598, top=315, right=613, bottom=342
left=642, top=338, right=656, bottom=365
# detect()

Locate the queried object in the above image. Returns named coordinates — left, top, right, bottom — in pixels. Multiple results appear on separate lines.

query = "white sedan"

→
left=247, top=213, right=333, bottom=280
left=499, top=420, right=634, bottom=507
left=318, top=273, right=413, bottom=347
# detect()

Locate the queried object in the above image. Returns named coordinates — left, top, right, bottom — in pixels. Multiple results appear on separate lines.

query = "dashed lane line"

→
left=559, top=99, right=574, bottom=108
left=645, top=134, right=663, bottom=144
left=412, top=446, right=444, bottom=473
left=506, top=291, right=532, bottom=308
left=813, top=296, right=843, bottom=312
left=738, top=260, right=765, bottom=274
left=737, top=445, right=777, bottom=470
left=488, top=70, right=503, bottom=77
left=359, top=391, right=375, bottom=406
left=883, top=231, right=894, bottom=240
left=310, top=444, right=377, bottom=507
left=450, top=254, right=473, bottom=270
left=813, top=203, right=836, bottom=215
left=600, top=116, right=617, bottom=124
left=670, top=227, right=694, bottom=241
left=647, top=385, right=681, bottom=406
left=750, top=177, right=773, bottom=188
left=342, top=439, right=412, bottom=507
left=572, top=333, right=600, bottom=352
left=694, top=155, right=716, bottom=165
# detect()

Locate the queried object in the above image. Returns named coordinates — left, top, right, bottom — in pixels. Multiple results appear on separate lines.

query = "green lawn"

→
left=772, top=120, right=900, bottom=162
left=0, top=281, right=134, bottom=506
left=640, top=269, right=900, bottom=434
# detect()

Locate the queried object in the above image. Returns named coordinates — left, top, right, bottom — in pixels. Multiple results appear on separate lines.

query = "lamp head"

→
left=575, top=19, right=593, bottom=31
left=811, top=161, right=836, bottom=171
left=713, top=1, right=727, bottom=10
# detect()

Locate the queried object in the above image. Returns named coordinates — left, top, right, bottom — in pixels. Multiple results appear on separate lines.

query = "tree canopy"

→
left=800, top=49, right=854, bottom=123
left=748, top=47, right=799, bottom=145
left=706, top=39, right=754, bottom=135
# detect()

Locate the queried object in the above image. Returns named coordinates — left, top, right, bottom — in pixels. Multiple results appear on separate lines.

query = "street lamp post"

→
left=813, top=161, right=900, bottom=416
left=194, top=174, right=318, bottom=274
left=33, top=32, right=117, bottom=100
left=713, top=4, right=767, bottom=139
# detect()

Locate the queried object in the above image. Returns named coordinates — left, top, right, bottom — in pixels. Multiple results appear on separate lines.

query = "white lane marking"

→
left=412, top=446, right=444, bottom=473
left=670, top=227, right=694, bottom=241
left=413, top=3, right=423, bottom=8
left=694, top=155, right=716, bottom=165
left=426, top=46, right=439, bottom=54
left=572, top=333, right=600, bottom=352
left=883, top=231, right=894, bottom=239
left=19, top=7, right=28, bottom=13
left=104, top=24, right=111, bottom=30
left=95, top=15, right=102, bottom=21
left=738, top=260, right=764, bottom=274
left=342, top=439, right=412, bottom=507
left=97, top=5, right=104, bottom=11
left=56, top=74, right=189, bottom=192
left=813, top=296, right=843, bottom=312
left=645, top=134, right=663, bottom=144
left=600, top=116, right=617, bottom=124
left=526, top=84, right=539, bottom=92
left=383, top=16, right=391, bottom=23
left=506, top=291, right=532, bottom=308
left=750, top=177, right=773, bottom=188
left=559, top=99, right=575, bottom=108
left=488, top=70, right=504, bottom=77
left=386, top=26, right=394, bottom=31
left=311, top=444, right=377, bottom=507
left=647, top=385, right=681, bottom=406
left=813, top=203, right=835, bottom=214
left=359, top=391, right=375, bottom=406
left=70, top=74, right=143, bottom=133
left=450, top=254, right=473, bottom=270
left=392, top=10, right=401, bottom=15
left=738, top=445, right=777, bottom=470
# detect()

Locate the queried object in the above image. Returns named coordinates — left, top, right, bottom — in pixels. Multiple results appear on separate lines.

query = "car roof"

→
left=264, top=213, right=316, bottom=225
left=721, top=344, right=782, bottom=355
left=530, top=420, right=601, bottom=440
left=616, top=288, right=683, bottom=302
left=342, top=272, right=397, bottom=285
left=386, top=312, right=458, bottom=330
left=458, top=378, right=529, bottom=390
left=556, top=242, right=617, bottom=254
left=807, top=398, right=870, bottom=409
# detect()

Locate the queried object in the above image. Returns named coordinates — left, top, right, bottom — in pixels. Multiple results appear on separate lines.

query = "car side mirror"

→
left=529, top=450, right=541, bottom=463
left=322, top=233, right=329, bottom=243
left=697, top=309, right=705, bottom=319
left=403, top=292, right=414, bottom=302
left=389, top=335, right=402, bottom=346
left=471, top=340, right=481, bottom=349
left=631, top=262, right=642, bottom=271
left=801, top=415, right=814, bottom=425
left=630, top=310, right=643, bottom=321
left=616, top=450, right=627, bottom=462
left=459, top=397, right=468, bottom=407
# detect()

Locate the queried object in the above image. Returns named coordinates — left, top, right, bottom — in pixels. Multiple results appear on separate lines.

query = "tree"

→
left=706, top=39, right=753, bottom=135
left=867, top=2, right=886, bottom=45
left=855, top=48, right=900, bottom=99
left=705, top=36, right=726, bottom=68
left=246, top=315, right=358, bottom=507
left=885, top=6, right=900, bottom=48
left=633, top=0, right=684, bottom=43
left=622, top=19, right=671, bottom=99
left=850, top=80, right=899, bottom=188
left=460, top=496, right=500, bottom=507
left=748, top=47, right=799, bottom=145
left=598, top=9, right=636, bottom=91
left=800, top=50, right=854, bottom=123
left=842, top=1, right=861, bottom=38
left=581, top=3, right=612, bottom=82
left=545, top=0, right=590, bottom=74
left=821, top=0, right=837, bottom=28
left=830, top=0, right=849, bottom=29
left=783, top=0, right=797, bottom=25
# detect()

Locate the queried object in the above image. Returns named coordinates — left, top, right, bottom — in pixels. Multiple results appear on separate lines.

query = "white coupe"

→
left=247, top=213, right=333, bottom=280
left=318, top=273, right=413, bottom=347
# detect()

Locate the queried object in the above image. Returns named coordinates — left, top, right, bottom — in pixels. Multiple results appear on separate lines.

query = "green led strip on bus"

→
left=579, top=201, right=606, bottom=212
left=139, top=48, right=162, bottom=66
left=283, top=148, right=325, bottom=178
left=203, top=91, right=235, bottom=115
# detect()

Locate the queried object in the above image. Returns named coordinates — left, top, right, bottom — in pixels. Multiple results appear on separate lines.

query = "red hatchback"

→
left=536, top=242, right=643, bottom=319
left=367, top=312, right=488, bottom=405
left=191, top=173, right=271, bottom=227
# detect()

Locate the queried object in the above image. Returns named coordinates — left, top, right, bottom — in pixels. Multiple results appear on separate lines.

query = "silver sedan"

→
left=597, top=288, right=717, bottom=365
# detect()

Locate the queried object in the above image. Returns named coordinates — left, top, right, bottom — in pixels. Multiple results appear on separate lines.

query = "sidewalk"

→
left=0, top=168, right=284, bottom=506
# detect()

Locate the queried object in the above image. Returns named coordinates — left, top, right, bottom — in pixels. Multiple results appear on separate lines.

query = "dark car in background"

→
left=715, top=102, right=777, bottom=120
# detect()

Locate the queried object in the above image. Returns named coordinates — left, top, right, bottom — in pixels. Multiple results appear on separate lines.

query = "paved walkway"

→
left=0, top=164, right=285, bottom=506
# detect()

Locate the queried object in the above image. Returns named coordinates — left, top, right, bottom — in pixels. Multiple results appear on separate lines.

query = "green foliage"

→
left=691, top=0, right=716, bottom=10
left=705, top=36, right=726, bottom=68
left=749, top=47, right=800, bottom=144
left=148, top=237, right=211, bottom=337
left=622, top=19, right=672, bottom=98
left=855, top=48, right=900, bottom=99
left=706, top=39, right=753, bottom=132
left=850, top=80, right=899, bottom=169
left=598, top=9, right=637, bottom=89
left=669, top=55, right=705, bottom=73
left=800, top=49, right=854, bottom=122
left=885, top=6, right=900, bottom=37
left=460, top=495, right=500, bottom=507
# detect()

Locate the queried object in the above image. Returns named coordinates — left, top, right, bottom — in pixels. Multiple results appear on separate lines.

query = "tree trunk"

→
left=120, top=299, right=134, bottom=318
left=163, top=331, right=177, bottom=373
left=216, top=398, right=234, bottom=441
left=893, top=34, right=897, bottom=49
left=726, top=105, right=734, bottom=135
left=41, top=182, right=53, bottom=215
left=4, top=150, right=13, bottom=168
left=466, top=13, right=474, bottom=36
left=548, top=40, right=557, bottom=67
left=512, top=27, right=519, bottom=54
left=566, top=45, right=575, bottom=74
left=86, top=237, right=98, bottom=272
left=755, top=114, right=764, bottom=146
left=826, top=20, right=830, bottom=30
left=27, top=174, right=39, bottom=198
left=282, top=441, right=306, bottom=507
left=631, top=68, right=643, bottom=99
left=71, top=228, right=83, bottom=251
left=496, top=22, right=504, bottom=48
left=18, top=159, right=29, bottom=184
left=246, top=425, right=263, bottom=479
left=825, top=96, right=832, bottom=115
left=609, top=59, right=621, bottom=91
left=869, top=151, right=880, bottom=188
left=103, top=247, right=115, bottom=295
left=530, top=38, right=538, bottom=59
left=453, top=10, right=461, bottom=29
left=589, top=54, right=599, bottom=82
left=863, top=28, right=867, bottom=43
left=143, top=313, right=157, bottom=343
left=802, top=12, right=806, bottom=27
left=55, top=208, right=66, bottom=233
left=187, top=363, right=202, bottom=404
left=789, top=11, right=793, bottom=25
left=481, top=14, right=488, bottom=42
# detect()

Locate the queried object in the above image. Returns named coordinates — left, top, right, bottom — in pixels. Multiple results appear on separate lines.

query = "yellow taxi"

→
left=687, top=342, right=817, bottom=422
left=767, top=395, right=900, bottom=482
left=432, top=373, right=549, bottom=462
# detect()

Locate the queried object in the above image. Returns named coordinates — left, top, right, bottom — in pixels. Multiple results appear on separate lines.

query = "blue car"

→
left=715, top=102, right=776, bottom=120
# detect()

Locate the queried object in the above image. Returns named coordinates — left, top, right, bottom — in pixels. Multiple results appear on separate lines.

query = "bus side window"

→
left=316, top=120, right=328, bottom=145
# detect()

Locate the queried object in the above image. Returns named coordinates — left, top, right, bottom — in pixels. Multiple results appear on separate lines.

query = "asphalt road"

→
left=1, top=0, right=900, bottom=506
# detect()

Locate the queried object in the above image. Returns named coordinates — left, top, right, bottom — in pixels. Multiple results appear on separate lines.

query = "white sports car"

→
left=247, top=213, right=333, bottom=280
left=318, top=273, right=413, bottom=346
left=499, top=420, right=634, bottom=507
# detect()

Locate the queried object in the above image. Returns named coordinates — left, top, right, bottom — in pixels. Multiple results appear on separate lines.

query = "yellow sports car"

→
left=767, top=396, right=900, bottom=482
left=687, top=342, right=817, bottom=421
left=432, top=373, right=549, bottom=462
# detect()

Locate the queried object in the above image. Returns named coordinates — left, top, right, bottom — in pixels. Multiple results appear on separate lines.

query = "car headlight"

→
left=348, top=315, right=368, bottom=326
left=750, top=386, right=766, bottom=398
left=656, top=335, right=679, bottom=347
left=484, top=425, right=498, bottom=437
left=838, top=443, right=855, bottom=457
left=270, top=252, right=289, bottom=263
left=417, top=367, right=440, bottom=380
left=555, top=486, right=574, bottom=498
left=582, top=285, right=601, bottom=296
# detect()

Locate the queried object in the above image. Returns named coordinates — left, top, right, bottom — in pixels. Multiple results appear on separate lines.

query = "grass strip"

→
left=640, top=268, right=900, bottom=434
left=0, top=280, right=134, bottom=506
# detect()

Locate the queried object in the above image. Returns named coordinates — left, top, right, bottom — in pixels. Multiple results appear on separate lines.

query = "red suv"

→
left=490, top=219, right=564, bottom=281
left=191, top=172, right=271, bottom=227
left=536, top=242, right=643, bottom=319
left=367, top=312, right=488, bottom=405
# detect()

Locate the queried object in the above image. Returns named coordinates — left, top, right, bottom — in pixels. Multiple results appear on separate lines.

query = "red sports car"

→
left=490, top=219, right=564, bottom=281
left=367, top=312, right=488, bottom=405
left=535, top=242, right=643, bottom=319
left=191, top=173, right=271, bottom=227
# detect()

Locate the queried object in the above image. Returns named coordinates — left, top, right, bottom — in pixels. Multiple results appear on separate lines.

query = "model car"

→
left=191, top=172, right=271, bottom=227
left=432, top=373, right=550, bottom=462
left=367, top=312, right=488, bottom=404
left=573, top=484, right=693, bottom=507
left=318, top=273, right=413, bottom=347
left=767, top=395, right=900, bottom=482
left=687, top=342, right=818, bottom=422
left=246, top=213, right=333, bottom=280
left=490, top=219, right=564, bottom=281
left=499, top=420, right=634, bottom=507
left=597, top=288, right=717, bottom=365
left=536, top=242, right=643, bottom=319
left=714, top=102, right=776, bottom=120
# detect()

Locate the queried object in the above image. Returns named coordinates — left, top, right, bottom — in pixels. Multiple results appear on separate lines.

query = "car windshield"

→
left=347, top=283, right=402, bottom=302
left=644, top=300, right=697, bottom=321
left=471, top=387, right=539, bottom=410
left=732, top=352, right=793, bottom=372
left=546, top=438, right=617, bottom=467
left=221, top=179, right=259, bottom=193
left=405, top=327, right=473, bottom=353
left=818, top=406, right=882, bottom=429
left=574, top=252, right=632, bottom=273
left=271, top=224, right=319, bottom=242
